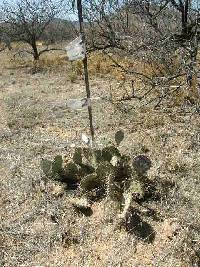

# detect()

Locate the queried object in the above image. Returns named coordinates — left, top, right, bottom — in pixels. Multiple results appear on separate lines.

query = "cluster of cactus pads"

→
left=41, top=131, right=154, bottom=218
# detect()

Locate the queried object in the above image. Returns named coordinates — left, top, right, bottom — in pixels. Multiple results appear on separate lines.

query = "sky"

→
left=0, top=0, right=199, bottom=21
left=0, top=0, right=78, bottom=20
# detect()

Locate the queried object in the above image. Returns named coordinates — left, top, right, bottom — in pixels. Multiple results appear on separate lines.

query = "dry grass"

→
left=0, top=46, right=200, bottom=266
left=4, top=44, right=199, bottom=107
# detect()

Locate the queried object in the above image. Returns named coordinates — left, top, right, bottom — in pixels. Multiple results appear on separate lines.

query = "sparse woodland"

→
left=0, top=1, right=200, bottom=266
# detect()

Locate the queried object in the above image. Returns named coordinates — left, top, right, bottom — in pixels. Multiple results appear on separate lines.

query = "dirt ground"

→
left=0, top=49, right=200, bottom=267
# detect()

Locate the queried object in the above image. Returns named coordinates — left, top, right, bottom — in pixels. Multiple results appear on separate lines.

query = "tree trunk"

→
left=181, top=0, right=190, bottom=37
left=31, top=41, right=39, bottom=60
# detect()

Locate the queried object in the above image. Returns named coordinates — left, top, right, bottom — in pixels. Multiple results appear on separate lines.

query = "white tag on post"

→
left=66, top=36, right=86, bottom=61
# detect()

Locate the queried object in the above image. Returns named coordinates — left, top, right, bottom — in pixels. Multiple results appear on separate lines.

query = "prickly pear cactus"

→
left=115, top=130, right=124, bottom=146
left=52, top=155, right=63, bottom=175
left=101, top=146, right=121, bottom=162
left=41, top=155, right=63, bottom=181
left=63, top=162, right=79, bottom=184
left=41, top=159, right=52, bottom=177
left=40, top=131, right=155, bottom=223
left=73, top=147, right=82, bottom=165
left=80, top=174, right=103, bottom=192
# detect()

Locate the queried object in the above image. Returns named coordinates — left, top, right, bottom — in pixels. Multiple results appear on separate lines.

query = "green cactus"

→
left=96, top=161, right=114, bottom=180
left=63, top=162, right=79, bottom=184
left=40, top=137, right=154, bottom=219
left=82, top=147, right=93, bottom=162
left=80, top=174, right=104, bottom=192
left=52, top=155, right=63, bottom=174
left=94, top=149, right=103, bottom=162
left=41, top=159, right=52, bottom=177
left=102, top=146, right=121, bottom=162
left=81, top=147, right=102, bottom=168
left=79, top=163, right=95, bottom=176
left=115, top=130, right=124, bottom=146
left=113, top=155, right=132, bottom=187
left=41, top=156, right=63, bottom=181
left=73, top=147, right=82, bottom=165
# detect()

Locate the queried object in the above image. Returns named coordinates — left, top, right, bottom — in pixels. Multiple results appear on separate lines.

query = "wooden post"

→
left=77, top=0, right=95, bottom=144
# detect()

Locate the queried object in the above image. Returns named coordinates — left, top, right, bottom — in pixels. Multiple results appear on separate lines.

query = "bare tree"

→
left=83, top=0, right=199, bottom=106
left=1, top=0, right=68, bottom=60
left=170, top=0, right=200, bottom=88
